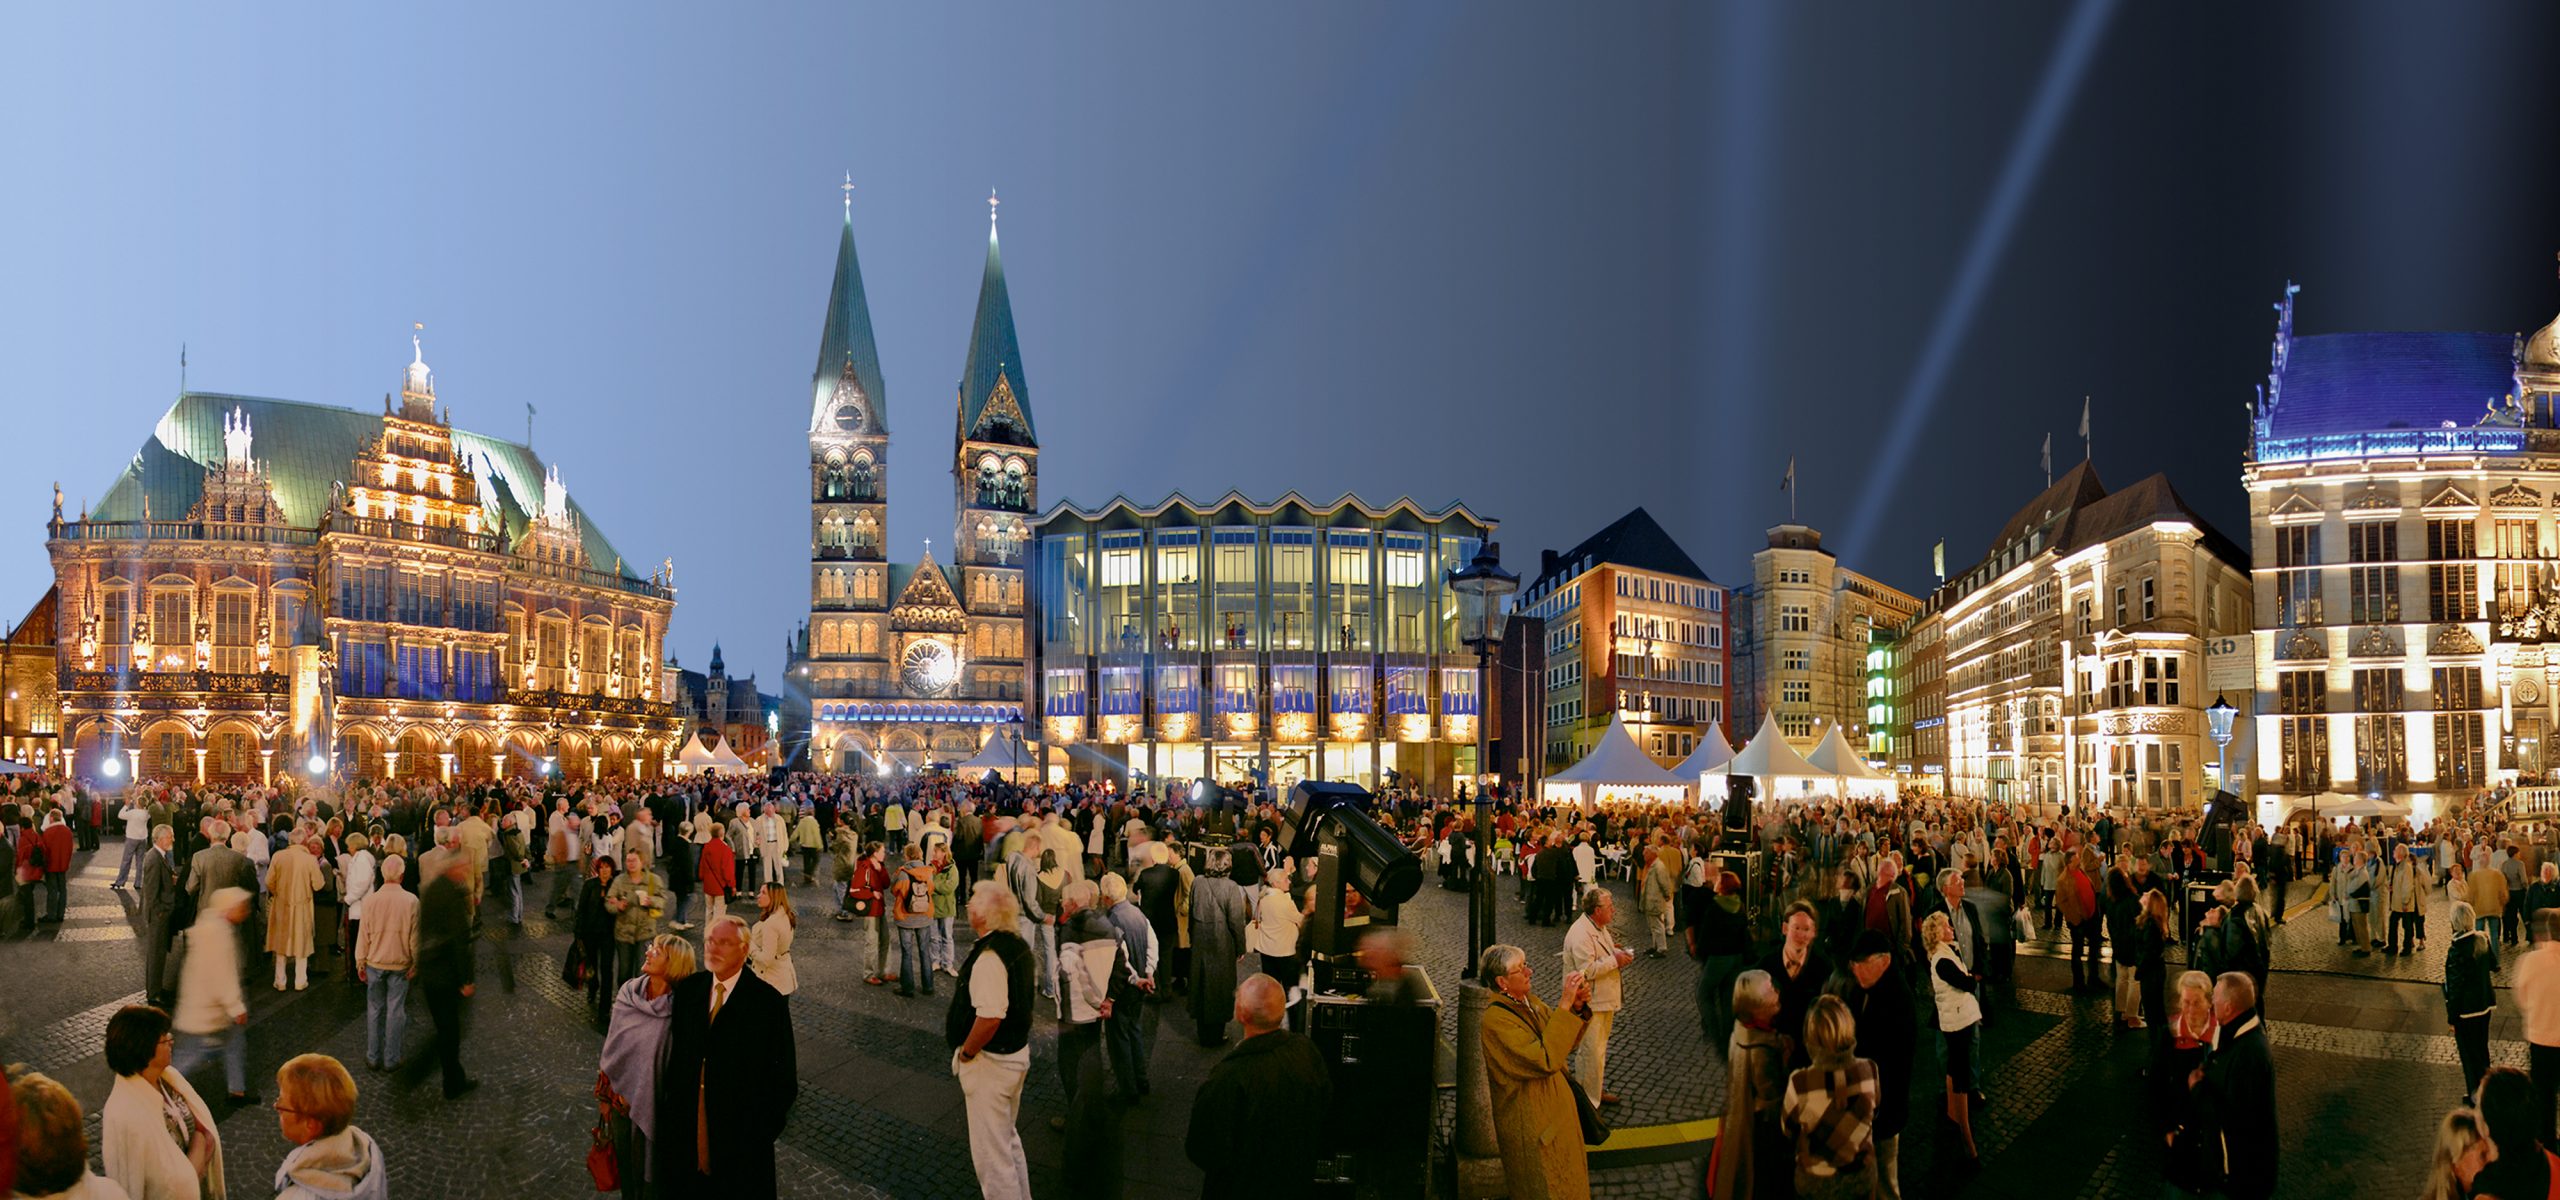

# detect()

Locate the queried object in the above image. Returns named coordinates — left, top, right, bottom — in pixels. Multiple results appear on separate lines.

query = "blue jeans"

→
left=930, top=915, right=955, bottom=971
left=366, top=970, right=410, bottom=1067
left=896, top=925, right=934, bottom=994
left=173, top=1027, right=246, bottom=1095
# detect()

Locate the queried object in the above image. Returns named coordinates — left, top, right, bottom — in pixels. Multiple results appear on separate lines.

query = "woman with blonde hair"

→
left=1779, top=994, right=1878, bottom=1199
left=2421, top=1104, right=2494, bottom=1200
left=598, top=933, right=697, bottom=1199
left=1922, top=910, right=1981, bottom=1165
left=751, top=882, right=798, bottom=997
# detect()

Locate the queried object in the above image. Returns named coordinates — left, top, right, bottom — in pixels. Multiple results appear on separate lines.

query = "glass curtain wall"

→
left=1326, top=531, right=1373, bottom=652
left=1154, top=530, right=1202, bottom=650
left=1382, top=534, right=1428, bottom=653
left=1212, top=529, right=1257, bottom=650
left=1270, top=529, right=1315, bottom=651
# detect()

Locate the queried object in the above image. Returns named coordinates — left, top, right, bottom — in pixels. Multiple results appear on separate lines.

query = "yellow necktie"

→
left=698, top=980, right=728, bottom=1174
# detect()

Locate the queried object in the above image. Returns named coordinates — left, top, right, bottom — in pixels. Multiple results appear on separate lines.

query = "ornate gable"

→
left=2431, top=623, right=2485, bottom=655
left=2344, top=486, right=2398, bottom=512
left=2491, top=481, right=2543, bottom=509
left=2271, top=492, right=2324, bottom=519
left=2424, top=484, right=2478, bottom=511
left=968, top=373, right=1030, bottom=444
left=890, top=557, right=967, bottom=633
left=821, top=357, right=872, bottom=437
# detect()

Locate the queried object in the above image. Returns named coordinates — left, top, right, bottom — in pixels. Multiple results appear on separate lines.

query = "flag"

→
left=1780, top=458, right=1795, bottom=494
left=2041, top=432, right=2052, bottom=480
left=2080, top=395, right=2091, bottom=440
left=1933, top=539, right=1945, bottom=581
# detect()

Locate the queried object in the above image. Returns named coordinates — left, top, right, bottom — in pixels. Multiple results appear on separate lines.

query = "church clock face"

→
left=901, top=639, right=957, bottom=697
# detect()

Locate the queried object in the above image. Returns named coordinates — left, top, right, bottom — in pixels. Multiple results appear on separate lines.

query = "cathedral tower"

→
left=805, top=180, right=893, bottom=698
left=952, top=192, right=1037, bottom=702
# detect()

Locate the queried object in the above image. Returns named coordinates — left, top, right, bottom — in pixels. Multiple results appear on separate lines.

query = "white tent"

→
left=674, top=733, right=754, bottom=776
left=1806, top=725, right=1897, bottom=800
left=1541, top=715, right=1693, bottom=810
left=1673, top=723, right=1736, bottom=780
left=1719, top=715, right=1837, bottom=804
left=956, top=735, right=1042, bottom=781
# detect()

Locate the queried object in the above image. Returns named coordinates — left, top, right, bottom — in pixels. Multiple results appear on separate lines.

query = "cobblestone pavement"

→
left=0, top=840, right=2517, bottom=1198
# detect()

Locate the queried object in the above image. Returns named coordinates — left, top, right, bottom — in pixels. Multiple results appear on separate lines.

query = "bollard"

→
left=1453, top=981, right=1508, bottom=1198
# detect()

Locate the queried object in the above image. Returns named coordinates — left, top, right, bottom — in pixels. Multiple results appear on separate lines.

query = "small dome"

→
left=2528, top=314, right=2560, bottom=369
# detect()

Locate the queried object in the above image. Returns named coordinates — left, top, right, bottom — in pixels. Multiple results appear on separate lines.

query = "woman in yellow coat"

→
left=264, top=828, right=326, bottom=991
left=1478, top=942, right=1593, bottom=1200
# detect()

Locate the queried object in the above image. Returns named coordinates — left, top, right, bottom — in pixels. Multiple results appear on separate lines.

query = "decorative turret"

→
left=400, top=324, right=436, bottom=421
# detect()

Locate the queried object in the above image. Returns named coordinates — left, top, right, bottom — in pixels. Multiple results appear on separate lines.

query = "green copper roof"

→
left=957, top=219, right=1034, bottom=446
left=90, top=392, right=644, bottom=581
left=812, top=208, right=890, bottom=434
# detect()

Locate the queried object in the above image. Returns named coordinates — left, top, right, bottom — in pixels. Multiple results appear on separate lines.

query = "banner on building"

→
left=2203, top=634, right=2253, bottom=692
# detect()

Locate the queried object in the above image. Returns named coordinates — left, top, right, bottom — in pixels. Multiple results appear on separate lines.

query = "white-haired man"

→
left=951, top=881, right=1035, bottom=1199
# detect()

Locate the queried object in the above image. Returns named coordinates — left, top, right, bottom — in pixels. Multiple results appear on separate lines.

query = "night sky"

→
left=6, top=3, right=2560, bottom=683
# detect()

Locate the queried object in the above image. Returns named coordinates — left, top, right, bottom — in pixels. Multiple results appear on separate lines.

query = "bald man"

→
left=1184, top=974, right=1330, bottom=1196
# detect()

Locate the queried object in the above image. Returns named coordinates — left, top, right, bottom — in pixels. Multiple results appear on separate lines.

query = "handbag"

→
left=585, top=1120, right=619, bottom=1191
left=1566, top=1073, right=1611, bottom=1146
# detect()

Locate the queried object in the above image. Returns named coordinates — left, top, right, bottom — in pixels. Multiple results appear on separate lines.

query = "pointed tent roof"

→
left=958, top=205, right=1033, bottom=446
left=811, top=203, right=889, bottom=434
left=957, top=734, right=1039, bottom=776
left=676, top=731, right=721, bottom=768
left=1547, top=715, right=1687, bottom=787
left=707, top=736, right=752, bottom=772
left=1673, top=723, right=1736, bottom=778
left=1726, top=715, right=1828, bottom=780
left=1805, top=725, right=1891, bottom=781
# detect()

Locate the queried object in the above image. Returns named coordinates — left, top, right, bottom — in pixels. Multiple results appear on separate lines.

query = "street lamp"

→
left=2207, top=693, right=2237, bottom=794
left=1447, top=541, right=1518, bottom=967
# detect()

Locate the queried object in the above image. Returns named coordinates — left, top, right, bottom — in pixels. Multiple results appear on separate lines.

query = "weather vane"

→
left=842, top=172, right=854, bottom=216
left=988, top=189, right=999, bottom=225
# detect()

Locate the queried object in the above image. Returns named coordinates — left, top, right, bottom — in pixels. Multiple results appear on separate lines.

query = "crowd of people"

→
left=15, top=765, right=2560, bottom=1198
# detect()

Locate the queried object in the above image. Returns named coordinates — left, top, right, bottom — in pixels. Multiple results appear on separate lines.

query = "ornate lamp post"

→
left=1448, top=542, right=1517, bottom=967
left=2207, top=693, right=2238, bottom=794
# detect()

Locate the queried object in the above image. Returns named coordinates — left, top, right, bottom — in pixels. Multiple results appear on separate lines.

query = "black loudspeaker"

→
left=2195, top=789, right=2249, bottom=861
left=1723, top=774, right=1758, bottom=833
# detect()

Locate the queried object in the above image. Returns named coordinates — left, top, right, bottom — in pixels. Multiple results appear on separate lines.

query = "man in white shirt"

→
left=1561, top=886, right=1634, bottom=1104
left=1570, top=828, right=1599, bottom=908
left=112, top=797, right=154, bottom=888
left=952, top=881, right=1035, bottom=1200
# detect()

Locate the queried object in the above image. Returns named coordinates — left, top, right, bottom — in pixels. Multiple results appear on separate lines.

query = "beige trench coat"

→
left=264, top=844, right=325, bottom=957
left=1481, top=989, right=1591, bottom=1200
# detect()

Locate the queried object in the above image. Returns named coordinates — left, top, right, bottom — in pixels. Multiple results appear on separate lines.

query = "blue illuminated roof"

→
left=2265, top=331, right=2516, bottom=441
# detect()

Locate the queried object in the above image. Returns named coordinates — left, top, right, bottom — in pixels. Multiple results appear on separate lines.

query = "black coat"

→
left=416, top=873, right=477, bottom=993
left=654, top=969, right=798, bottom=1199
left=1830, top=966, right=1918, bottom=1139
left=1184, top=1029, right=1332, bottom=1199
left=2195, top=1018, right=2278, bottom=1200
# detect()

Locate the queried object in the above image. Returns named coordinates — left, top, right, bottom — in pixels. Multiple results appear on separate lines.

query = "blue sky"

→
left=6, top=3, right=2559, bottom=684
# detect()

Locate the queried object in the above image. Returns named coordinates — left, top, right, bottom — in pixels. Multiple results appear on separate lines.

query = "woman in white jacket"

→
left=1249, top=867, right=1305, bottom=991
left=99, top=1003, right=225, bottom=1200
left=751, top=882, right=798, bottom=996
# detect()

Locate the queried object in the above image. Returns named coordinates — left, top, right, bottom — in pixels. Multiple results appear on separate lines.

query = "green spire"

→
left=812, top=180, right=888, bottom=434
left=958, top=190, right=1033, bottom=446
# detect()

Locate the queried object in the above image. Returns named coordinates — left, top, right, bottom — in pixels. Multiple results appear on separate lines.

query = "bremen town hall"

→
left=789, top=190, right=1036, bottom=774
left=42, top=336, right=683, bottom=786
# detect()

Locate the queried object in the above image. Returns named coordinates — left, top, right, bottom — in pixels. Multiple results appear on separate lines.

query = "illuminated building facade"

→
left=1, top=588, right=61, bottom=770
left=792, top=193, right=1033, bottom=772
left=44, top=337, right=680, bottom=785
left=1029, top=494, right=1496, bottom=793
left=2244, top=285, right=2560, bottom=812
left=1884, top=601, right=1946, bottom=791
left=1516, top=507, right=1728, bottom=770
left=672, top=643, right=780, bottom=766
left=1730, top=525, right=1922, bottom=751
left=1918, top=464, right=2250, bottom=810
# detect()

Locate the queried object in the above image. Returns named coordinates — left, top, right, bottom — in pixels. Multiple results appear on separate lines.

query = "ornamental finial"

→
left=842, top=172, right=854, bottom=218
left=988, top=189, right=999, bottom=227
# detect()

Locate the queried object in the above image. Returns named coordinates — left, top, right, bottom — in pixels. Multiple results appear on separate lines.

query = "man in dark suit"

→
left=1185, top=973, right=1331, bottom=1196
left=656, top=915, right=797, bottom=1200
left=139, top=824, right=180, bottom=1004
left=2192, top=972, right=2277, bottom=1200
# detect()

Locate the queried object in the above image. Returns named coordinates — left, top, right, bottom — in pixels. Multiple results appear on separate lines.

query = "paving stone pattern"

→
left=0, top=837, right=2514, bottom=1198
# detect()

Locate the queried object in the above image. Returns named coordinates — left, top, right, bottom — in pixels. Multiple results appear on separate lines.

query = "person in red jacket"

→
left=697, top=814, right=738, bottom=928
left=38, top=811, right=74, bottom=926
left=2057, top=845, right=2102, bottom=993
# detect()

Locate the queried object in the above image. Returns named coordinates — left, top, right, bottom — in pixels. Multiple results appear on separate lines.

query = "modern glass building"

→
left=1030, top=492, right=1495, bottom=793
